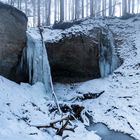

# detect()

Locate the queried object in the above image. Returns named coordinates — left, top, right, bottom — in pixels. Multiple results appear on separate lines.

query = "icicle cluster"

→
left=20, top=32, right=54, bottom=97
left=99, top=29, right=121, bottom=78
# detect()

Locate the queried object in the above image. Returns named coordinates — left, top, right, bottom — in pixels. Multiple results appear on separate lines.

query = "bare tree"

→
left=54, top=0, right=57, bottom=22
left=127, top=0, right=131, bottom=13
left=132, top=0, right=135, bottom=13
left=25, top=0, right=28, bottom=15
left=65, top=0, right=68, bottom=21
left=86, top=0, right=89, bottom=17
left=45, top=0, right=51, bottom=25
left=82, top=0, right=84, bottom=18
left=37, top=0, right=41, bottom=26
left=102, top=0, right=106, bottom=16
left=109, top=0, right=112, bottom=16
left=17, top=0, right=21, bottom=9
left=31, top=0, right=36, bottom=27
left=60, top=0, right=64, bottom=21
left=75, top=0, right=80, bottom=19
left=122, top=0, right=127, bottom=16
left=71, top=0, right=75, bottom=20
left=137, top=0, right=140, bottom=13
left=90, top=0, right=93, bottom=17
left=97, top=0, right=101, bottom=16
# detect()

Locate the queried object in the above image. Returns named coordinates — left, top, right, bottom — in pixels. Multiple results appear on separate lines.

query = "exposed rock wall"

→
left=46, top=27, right=122, bottom=83
left=0, top=2, right=27, bottom=81
left=46, top=30, right=101, bottom=83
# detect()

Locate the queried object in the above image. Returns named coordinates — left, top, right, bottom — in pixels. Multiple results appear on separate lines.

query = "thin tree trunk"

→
left=54, top=0, right=57, bottom=22
left=75, top=0, right=80, bottom=19
left=90, top=0, right=93, bottom=17
left=137, top=0, right=140, bottom=13
left=32, top=0, right=36, bottom=27
left=37, top=0, right=41, bottom=26
left=72, top=0, right=75, bottom=20
left=45, top=0, right=51, bottom=25
left=109, top=0, right=112, bottom=16
left=86, top=0, right=89, bottom=17
left=25, top=0, right=28, bottom=15
left=82, top=0, right=84, bottom=18
left=60, top=0, right=64, bottom=21
left=132, top=0, right=135, bottom=13
left=127, top=0, right=131, bottom=13
left=122, top=0, right=127, bottom=16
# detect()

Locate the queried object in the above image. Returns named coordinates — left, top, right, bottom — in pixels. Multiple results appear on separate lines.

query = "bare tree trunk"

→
left=42, top=0, right=45, bottom=25
left=82, top=0, right=84, bottom=18
left=37, top=0, right=41, bottom=26
left=60, top=0, right=64, bottom=21
left=54, top=0, right=57, bottom=22
left=45, top=0, right=51, bottom=25
left=75, top=0, right=80, bottom=19
left=32, top=0, right=36, bottom=27
left=122, top=0, right=127, bottom=16
left=97, top=0, right=101, bottom=16
left=112, top=0, right=116, bottom=16
left=137, top=0, right=140, bottom=13
left=86, top=0, right=89, bottom=17
left=102, top=0, right=106, bottom=16
left=65, top=0, right=67, bottom=21
left=90, top=0, right=93, bottom=17
left=25, top=0, right=28, bottom=15
left=69, top=0, right=72, bottom=20
left=109, top=0, right=112, bottom=16
left=132, top=0, right=135, bottom=13
left=127, top=0, right=131, bottom=13
left=72, top=0, right=75, bottom=20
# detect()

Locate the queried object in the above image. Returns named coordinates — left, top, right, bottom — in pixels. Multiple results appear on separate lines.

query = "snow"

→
left=1, top=15, right=140, bottom=139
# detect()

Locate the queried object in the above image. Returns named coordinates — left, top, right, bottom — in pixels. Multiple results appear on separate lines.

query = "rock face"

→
left=46, top=27, right=122, bottom=83
left=47, top=31, right=101, bottom=83
left=0, top=2, right=27, bottom=81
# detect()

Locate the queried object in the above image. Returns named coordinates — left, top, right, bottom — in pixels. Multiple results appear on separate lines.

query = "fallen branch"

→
left=71, top=91, right=104, bottom=101
left=34, top=115, right=77, bottom=136
left=49, top=103, right=84, bottom=119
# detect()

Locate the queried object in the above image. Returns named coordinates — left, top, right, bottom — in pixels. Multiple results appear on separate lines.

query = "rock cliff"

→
left=0, top=2, right=27, bottom=81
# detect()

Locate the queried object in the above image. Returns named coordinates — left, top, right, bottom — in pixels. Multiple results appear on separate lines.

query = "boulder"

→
left=0, top=2, right=27, bottom=81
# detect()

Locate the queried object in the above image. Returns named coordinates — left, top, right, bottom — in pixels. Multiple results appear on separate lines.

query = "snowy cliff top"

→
left=28, top=16, right=136, bottom=44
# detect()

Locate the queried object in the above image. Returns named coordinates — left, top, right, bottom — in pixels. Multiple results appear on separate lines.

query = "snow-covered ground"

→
left=1, top=15, right=140, bottom=140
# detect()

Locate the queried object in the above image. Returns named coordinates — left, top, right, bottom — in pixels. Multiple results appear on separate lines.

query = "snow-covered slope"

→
left=54, top=16, right=140, bottom=139
left=0, top=76, right=101, bottom=140
left=1, top=15, right=140, bottom=140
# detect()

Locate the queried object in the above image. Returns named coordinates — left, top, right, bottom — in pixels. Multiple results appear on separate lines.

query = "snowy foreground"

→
left=1, top=16, right=140, bottom=140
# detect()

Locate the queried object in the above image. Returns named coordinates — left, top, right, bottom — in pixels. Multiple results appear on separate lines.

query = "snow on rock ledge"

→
left=28, top=18, right=122, bottom=83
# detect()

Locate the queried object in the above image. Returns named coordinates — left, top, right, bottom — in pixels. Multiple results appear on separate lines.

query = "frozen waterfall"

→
left=99, top=29, right=121, bottom=78
left=20, top=30, right=54, bottom=98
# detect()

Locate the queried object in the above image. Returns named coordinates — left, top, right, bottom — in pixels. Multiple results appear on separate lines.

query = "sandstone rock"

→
left=46, top=30, right=101, bottom=83
left=0, top=2, right=27, bottom=81
left=46, top=27, right=122, bottom=83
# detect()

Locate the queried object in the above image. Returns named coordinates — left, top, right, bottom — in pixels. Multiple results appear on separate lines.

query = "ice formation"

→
left=20, top=31, right=54, bottom=98
left=99, top=29, right=121, bottom=78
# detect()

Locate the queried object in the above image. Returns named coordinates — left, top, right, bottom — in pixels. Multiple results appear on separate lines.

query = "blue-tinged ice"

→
left=99, top=29, right=120, bottom=78
left=24, top=32, right=54, bottom=97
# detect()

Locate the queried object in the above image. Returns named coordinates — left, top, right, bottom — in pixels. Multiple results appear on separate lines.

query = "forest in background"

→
left=1, top=0, right=140, bottom=26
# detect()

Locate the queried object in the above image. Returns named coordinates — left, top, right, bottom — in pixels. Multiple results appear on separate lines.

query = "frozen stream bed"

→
left=87, top=123, right=135, bottom=140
